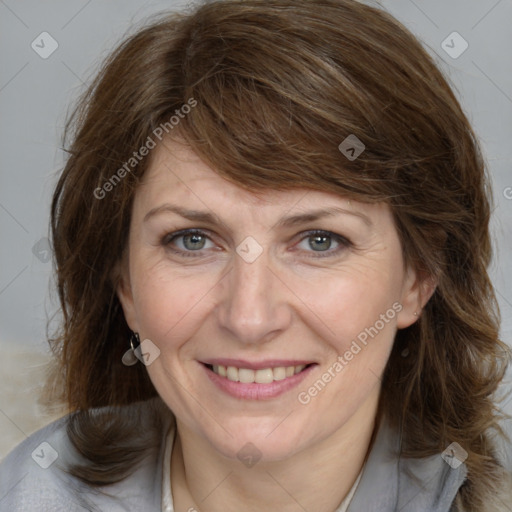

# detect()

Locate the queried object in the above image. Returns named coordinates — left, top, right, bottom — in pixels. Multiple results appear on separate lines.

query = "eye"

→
left=161, top=228, right=351, bottom=259
left=294, top=230, right=351, bottom=257
left=162, top=229, right=215, bottom=257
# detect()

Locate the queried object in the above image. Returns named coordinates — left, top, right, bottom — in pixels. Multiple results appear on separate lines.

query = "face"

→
left=117, top=137, right=428, bottom=461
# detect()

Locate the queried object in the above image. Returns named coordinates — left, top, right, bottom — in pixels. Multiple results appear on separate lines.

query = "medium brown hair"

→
left=48, top=0, right=510, bottom=508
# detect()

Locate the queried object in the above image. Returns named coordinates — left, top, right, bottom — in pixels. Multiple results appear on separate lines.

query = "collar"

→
left=347, top=417, right=467, bottom=511
left=161, top=413, right=466, bottom=512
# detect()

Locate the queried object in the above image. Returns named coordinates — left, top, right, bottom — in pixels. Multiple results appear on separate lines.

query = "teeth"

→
left=255, top=368, right=274, bottom=384
left=226, top=366, right=239, bottom=382
left=239, top=368, right=255, bottom=383
left=212, top=364, right=307, bottom=383
left=273, top=367, right=286, bottom=381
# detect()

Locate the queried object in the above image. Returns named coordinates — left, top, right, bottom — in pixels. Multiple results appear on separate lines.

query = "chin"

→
left=201, top=417, right=309, bottom=462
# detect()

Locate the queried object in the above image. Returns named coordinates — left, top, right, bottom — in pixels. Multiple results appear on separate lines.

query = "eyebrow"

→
left=143, top=204, right=372, bottom=228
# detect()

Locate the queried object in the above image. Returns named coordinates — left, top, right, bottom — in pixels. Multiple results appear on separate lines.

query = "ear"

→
left=396, top=265, right=437, bottom=329
left=112, top=258, right=139, bottom=333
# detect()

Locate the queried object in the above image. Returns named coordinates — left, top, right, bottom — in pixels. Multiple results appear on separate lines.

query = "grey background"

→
left=0, top=0, right=511, bottom=465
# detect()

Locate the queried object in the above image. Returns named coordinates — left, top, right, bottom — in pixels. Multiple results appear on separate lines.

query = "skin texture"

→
left=117, top=137, right=435, bottom=512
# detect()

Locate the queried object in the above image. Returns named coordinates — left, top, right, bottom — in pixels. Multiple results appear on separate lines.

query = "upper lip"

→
left=201, top=358, right=316, bottom=370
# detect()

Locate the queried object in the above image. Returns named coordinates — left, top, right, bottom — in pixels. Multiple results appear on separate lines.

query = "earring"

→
left=413, top=311, right=418, bottom=316
left=122, top=332, right=141, bottom=366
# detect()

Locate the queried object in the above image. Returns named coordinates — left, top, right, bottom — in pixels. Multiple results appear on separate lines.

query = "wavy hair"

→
left=47, top=0, right=510, bottom=509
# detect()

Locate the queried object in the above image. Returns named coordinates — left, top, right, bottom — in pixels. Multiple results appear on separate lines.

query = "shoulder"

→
left=0, top=414, right=87, bottom=511
left=484, top=472, right=512, bottom=511
left=451, top=469, right=512, bottom=512
left=0, top=398, right=173, bottom=512
left=348, top=417, right=468, bottom=511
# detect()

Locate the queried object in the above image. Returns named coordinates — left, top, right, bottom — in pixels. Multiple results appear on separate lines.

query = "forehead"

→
left=135, top=137, right=391, bottom=226
left=141, top=138, right=284, bottom=204
left=139, top=137, right=340, bottom=209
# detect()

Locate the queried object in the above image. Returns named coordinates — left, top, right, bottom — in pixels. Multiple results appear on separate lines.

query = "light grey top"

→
left=0, top=398, right=466, bottom=511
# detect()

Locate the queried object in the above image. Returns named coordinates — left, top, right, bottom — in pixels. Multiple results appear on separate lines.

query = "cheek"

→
left=296, top=264, right=400, bottom=344
left=130, top=258, right=217, bottom=345
left=131, top=269, right=195, bottom=371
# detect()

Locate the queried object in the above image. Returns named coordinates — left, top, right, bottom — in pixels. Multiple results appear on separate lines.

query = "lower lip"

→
left=202, top=363, right=316, bottom=400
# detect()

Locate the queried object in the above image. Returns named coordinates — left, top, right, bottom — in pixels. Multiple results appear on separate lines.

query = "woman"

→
left=1, top=0, right=510, bottom=510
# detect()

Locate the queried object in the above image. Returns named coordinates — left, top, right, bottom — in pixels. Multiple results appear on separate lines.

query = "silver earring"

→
left=413, top=311, right=418, bottom=316
left=122, top=332, right=141, bottom=366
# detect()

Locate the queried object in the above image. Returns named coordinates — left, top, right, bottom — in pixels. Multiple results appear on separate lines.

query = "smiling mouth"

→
left=204, top=363, right=315, bottom=384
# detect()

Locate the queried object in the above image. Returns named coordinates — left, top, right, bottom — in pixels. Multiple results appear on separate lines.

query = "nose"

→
left=215, top=246, right=292, bottom=345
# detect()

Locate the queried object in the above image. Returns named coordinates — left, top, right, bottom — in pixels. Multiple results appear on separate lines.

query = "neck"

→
left=171, top=392, right=380, bottom=512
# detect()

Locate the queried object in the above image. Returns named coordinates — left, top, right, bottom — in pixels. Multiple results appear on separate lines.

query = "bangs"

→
left=153, top=2, right=427, bottom=201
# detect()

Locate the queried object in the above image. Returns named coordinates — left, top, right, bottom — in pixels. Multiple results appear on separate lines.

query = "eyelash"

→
left=161, top=229, right=352, bottom=259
